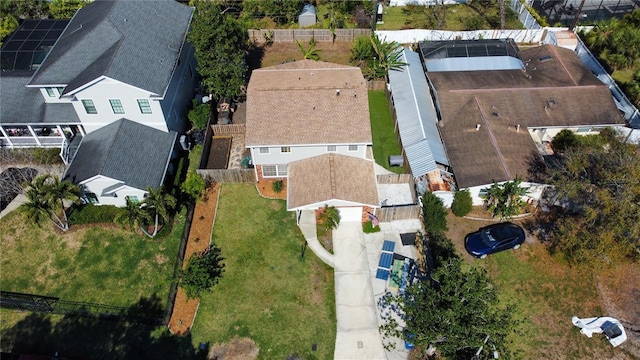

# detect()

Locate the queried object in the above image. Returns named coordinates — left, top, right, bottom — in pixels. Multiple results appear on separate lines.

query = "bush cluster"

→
left=69, top=204, right=124, bottom=224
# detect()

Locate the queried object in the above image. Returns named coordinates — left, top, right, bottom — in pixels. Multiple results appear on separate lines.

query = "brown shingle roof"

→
left=287, top=153, right=379, bottom=210
left=428, top=45, right=625, bottom=188
left=245, top=60, right=372, bottom=146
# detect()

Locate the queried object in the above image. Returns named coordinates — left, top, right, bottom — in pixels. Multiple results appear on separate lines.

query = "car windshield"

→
left=481, top=230, right=497, bottom=245
left=481, top=226, right=516, bottom=245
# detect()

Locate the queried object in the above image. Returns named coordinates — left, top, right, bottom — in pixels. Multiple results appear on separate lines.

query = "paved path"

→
left=333, top=221, right=387, bottom=360
left=298, top=210, right=334, bottom=268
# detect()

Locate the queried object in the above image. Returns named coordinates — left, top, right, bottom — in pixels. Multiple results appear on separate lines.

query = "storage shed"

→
left=298, top=4, right=317, bottom=28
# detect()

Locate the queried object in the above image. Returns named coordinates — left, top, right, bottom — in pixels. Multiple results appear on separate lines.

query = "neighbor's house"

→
left=389, top=39, right=626, bottom=206
left=0, top=0, right=196, bottom=163
left=245, top=60, right=380, bottom=221
left=64, top=119, right=178, bottom=206
left=1, top=0, right=196, bottom=207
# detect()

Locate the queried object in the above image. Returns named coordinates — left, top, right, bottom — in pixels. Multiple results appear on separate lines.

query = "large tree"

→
left=114, top=197, right=152, bottom=234
left=541, top=128, right=640, bottom=265
left=420, top=192, right=448, bottom=235
left=188, top=0, right=248, bottom=100
left=380, top=257, right=517, bottom=359
left=180, top=244, right=225, bottom=299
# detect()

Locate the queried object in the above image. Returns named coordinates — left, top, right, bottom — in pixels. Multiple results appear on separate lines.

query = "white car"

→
left=572, top=316, right=627, bottom=347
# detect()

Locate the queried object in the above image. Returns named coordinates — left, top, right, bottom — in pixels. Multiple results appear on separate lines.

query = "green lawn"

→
left=445, top=213, right=629, bottom=360
left=0, top=207, right=184, bottom=307
left=191, top=184, right=336, bottom=359
left=369, top=90, right=405, bottom=174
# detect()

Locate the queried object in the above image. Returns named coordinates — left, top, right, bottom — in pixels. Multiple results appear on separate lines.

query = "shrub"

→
left=363, top=221, right=381, bottom=233
left=188, top=99, right=211, bottom=130
left=318, top=205, right=340, bottom=232
left=181, top=171, right=205, bottom=201
left=552, top=129, right=579, bottom=152
left=180, top=244, right=225, bottom=299
left=68, top=204, right=124, bottom=224
left=272, top=180, right=283, bottom=193
left=420, top=192, right=448, bottom=235
left=451, top=189, right=473, bottom=217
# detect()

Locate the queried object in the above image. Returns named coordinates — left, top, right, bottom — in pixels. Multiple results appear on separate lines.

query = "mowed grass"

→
left=445, top=212, right=630, bottom=360
left=0, top=208, right=184, bottom=306
left=369, top=90, right=405, bottom=174
left=191, top=184, right=336, bottom=359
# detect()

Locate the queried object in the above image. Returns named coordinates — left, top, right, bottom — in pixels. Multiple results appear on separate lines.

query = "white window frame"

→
left=55, top=87, right=64, bottom=95
left=137, top=99, right=152, bottom=114
left=348, top=145, right=358, bottom=151
left=81, top=99, right=97, bottom=114
left=280, top=146, right=291, bottom=153
left=262, top=165, right=287, bottom=178
left=327, top=145, right=337, bottom=152
left=259, top=147, right=269, bottom=154
left=45, top=87, right=56, bottom=97
left=109, top=99, right=125, bottom=114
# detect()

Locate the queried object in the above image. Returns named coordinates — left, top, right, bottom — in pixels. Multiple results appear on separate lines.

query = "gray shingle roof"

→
left=64, top=119, right=177, bottom=191
left=28, top=0, right=193, bottom=96
left=0, top=74, right=79, bottom=125
left=388, top=49, right=448, bottom=178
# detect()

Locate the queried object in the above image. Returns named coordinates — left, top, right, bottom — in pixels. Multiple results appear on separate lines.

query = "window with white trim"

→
left=55, top=87, right=64, bottom=95
left=126, top=195, right=140, bottom=204
left=262, top=165, right=287, bottom=177
left=109, top=99, right=125, bottom=114
left=327, top=145, right=337, bottom=152
left=45, top=87, right=56, bottom=97
left=281, top=146, right=291, bottom=153
left=348, top=145, right=358, bottom=151
left=259, top=147, right=269, bottom=154
left=137, top=99, right=152, bottom=114
left=81, top=99, right=97, bottom=114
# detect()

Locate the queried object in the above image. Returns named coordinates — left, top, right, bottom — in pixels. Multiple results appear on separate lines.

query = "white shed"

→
left=298, top=4, right=317, bottom=28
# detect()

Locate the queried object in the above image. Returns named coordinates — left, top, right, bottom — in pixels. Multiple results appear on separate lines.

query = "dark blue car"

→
left=464, top=222, right=525, bottom=258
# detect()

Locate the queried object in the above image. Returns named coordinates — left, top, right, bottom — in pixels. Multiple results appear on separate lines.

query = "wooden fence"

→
left=248, top=28, right=371, bottom=43
left=197, top=168, right=255, bottom=183
left=374, top=204, right=420, bottom=222
left=211, top=124, right=245, bottom=136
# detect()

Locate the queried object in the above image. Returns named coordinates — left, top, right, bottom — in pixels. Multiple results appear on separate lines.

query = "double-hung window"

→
left=327, top=145, right=337, bottom=152
left=281, top=146, right=291, bottom=153
left=81, top=99, right=97, bottom=114
left=45, top=87, right=56, bottom=97
left=348, top=145, right=358, bottom=151
left=259, top=147, right=269, bottom=154
left=137, top=99, right=152, bottom=114
left=109, top=99, right=125, bottom=114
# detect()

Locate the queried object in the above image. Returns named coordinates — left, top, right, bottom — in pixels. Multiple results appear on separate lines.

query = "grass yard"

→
left=0, top=207, right=184, bottom=307
left=259, top=41, right=353, bottom=68
left=445, top=211, right=635, bottom=359
left=369, top=90, right=405, bottom=174
left=190, top=184, right=336, bottom=359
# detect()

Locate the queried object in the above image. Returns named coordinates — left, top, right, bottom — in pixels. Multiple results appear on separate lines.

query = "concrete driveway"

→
left=333, top=220, right=387, bottom=360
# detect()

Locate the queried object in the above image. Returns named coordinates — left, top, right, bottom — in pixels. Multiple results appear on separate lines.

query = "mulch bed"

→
left=255, top=179, right=287, bottom=200
left=206, top=136, right=232, bottom=169
left=168, top=183, right=220, bottom=336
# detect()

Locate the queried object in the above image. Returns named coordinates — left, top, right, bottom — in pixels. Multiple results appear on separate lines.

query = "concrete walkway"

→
left=298, top=210, right=335, bottom=268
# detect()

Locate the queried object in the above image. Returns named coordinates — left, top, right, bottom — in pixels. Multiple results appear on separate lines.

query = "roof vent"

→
left=336, top=89, right=341, bottom=96
left=547, top=99, right=557, bottom=107
left=539, top=55, right=552, bottom=63
left=491, top=112, right=499, bottom=117
left=475, top=124, right=481, bottom=131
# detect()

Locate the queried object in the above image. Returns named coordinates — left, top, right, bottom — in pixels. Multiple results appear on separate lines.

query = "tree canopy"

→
left=188, top=0, right=248, bottom=100
left=482, top=178, right=528, bottom=219
left=22, top=175, right=80, bottom=232
left=380, top=257, right=517, bottom=359
left=420, top=191, right=448, bottom=234
left=180, top=245, right=225, bottom=299
left=540, top=128, right=640, bottom=265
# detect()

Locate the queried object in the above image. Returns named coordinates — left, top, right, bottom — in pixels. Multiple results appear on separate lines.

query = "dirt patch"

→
left=206, top=136, right=232, bottom=169
left=260, top=41, right=353, bottom=68
left=597, top=263, right=640, bottom=358
left=208, top=337, right=259, bottom=360
left=155, top=253, right=169, bottom=265
left=168, top=184, right=220, bottom=336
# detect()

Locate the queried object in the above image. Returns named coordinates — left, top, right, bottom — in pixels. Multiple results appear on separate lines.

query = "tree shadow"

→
left=246, top=43, right=266, bottom=76
left=1, top=294, right=207, bottom=360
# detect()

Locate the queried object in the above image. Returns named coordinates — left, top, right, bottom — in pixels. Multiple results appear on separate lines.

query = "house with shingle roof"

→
left=1, top=0, right=196, bottom=161
left=64, top=119, right=178, bottom=206
left=245, top=60, right=379, bottom=217
left=407, top=40, right=627, bottom=205
left=1, top=0, right=196, bottom=207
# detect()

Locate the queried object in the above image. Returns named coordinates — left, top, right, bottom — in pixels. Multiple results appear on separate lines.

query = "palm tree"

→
left=115, top=197, right=152, bottom=234
left=370, top=34, right=407, bottom=80
left=22, top=175, right=76, bottom=231
left=142, top=186, right=177, bottom=238
left=318, top=205, right=341, bottom=232
left=48, top=176, right=81, bottom=229
left=482, top=178, right=529, bottom=219
left=296, top=38, right=321, bottom=61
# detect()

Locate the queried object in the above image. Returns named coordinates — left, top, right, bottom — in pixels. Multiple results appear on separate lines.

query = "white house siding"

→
left=289, top=199, right=371, bottom=211
left=433, top=182, right=547, bottom=208
left=159, top=42, right=197, bottom=134
left=250, top=144, right=368, bottom=166
left=79, top=175, right=147, bottom=207
left=338, top=207, right=363, bottom=222
left=70, top=78, right=167, bottom=134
